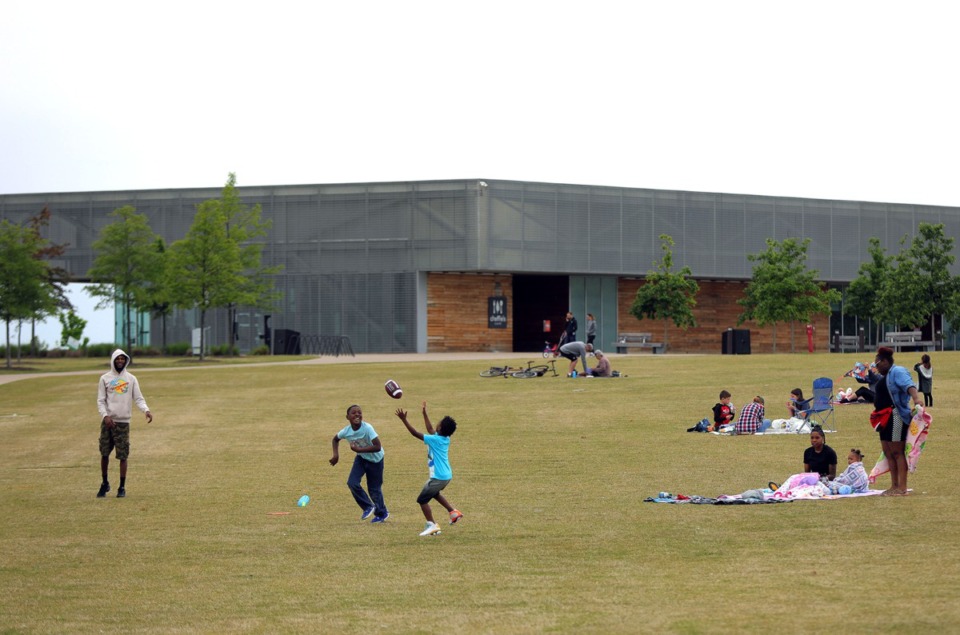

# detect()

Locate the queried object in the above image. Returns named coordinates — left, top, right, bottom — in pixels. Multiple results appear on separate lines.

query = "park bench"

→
left=831, top=333, right=862, bottom=353
left=879, top=331, right=935, bottom=352
left=616, top=332, right=666, bottom=355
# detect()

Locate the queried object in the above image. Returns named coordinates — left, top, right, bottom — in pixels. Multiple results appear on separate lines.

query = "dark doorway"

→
left=512, top=275, right=569, bottom=352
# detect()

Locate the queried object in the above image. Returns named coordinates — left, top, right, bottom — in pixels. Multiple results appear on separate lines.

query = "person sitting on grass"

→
left=395, top=401, right=463, bottom=537
left=711, top=390, right=735, bottom=432
left=803, top=425, right=837, bottom=480
left=586, top=350, right=611, bottom=377
left=787, top=388, right=810, bottom=419
left=734, top=396, right=765, bottom=435
left=827, top=448, right=869, bottom=494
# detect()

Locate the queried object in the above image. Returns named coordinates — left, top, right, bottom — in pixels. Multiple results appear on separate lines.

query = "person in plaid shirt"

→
left=734, top=396, right=765, bottom=435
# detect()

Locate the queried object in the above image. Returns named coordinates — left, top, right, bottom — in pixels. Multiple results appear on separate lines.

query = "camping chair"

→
left=804, top=377, right=836, bottom=432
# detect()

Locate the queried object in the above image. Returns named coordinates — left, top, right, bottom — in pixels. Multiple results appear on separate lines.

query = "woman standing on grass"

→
left=872, top=347, right=922, bottom=496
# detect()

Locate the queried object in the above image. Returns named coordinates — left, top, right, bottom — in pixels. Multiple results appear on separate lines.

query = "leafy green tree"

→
left=217, top=173, right=282, bottom=354
left=629, top=234, right=699, bottom=348
left=0, top=220, right=57, bottom=367
left=738, top=237, right=841, bottom=352
left=148, top=238, right=175, bottom=354
left=875, top=247, right=928, bottom=329
left=905, top=222, right=960, bottom=334
left=167, top=199, right=244, bottom=361
left=844, top=237, right=893, bottom=342
left=58, top=310, right=89, bottom=348
left=27, top=207, right=72, bottom=355
left=87, top=206, right=163, bottom=352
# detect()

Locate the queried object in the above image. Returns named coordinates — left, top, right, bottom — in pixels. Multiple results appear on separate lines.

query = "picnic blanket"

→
left=645, top=472, right=886, bottom=505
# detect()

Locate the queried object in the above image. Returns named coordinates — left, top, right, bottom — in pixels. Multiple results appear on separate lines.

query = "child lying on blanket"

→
left=828, top=448, right=869, bottom=494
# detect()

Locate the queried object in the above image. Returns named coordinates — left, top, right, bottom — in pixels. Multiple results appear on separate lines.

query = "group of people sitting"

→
left=781, top=425, right=870, bottom=495
left=692, top=386, right=822, bottom=435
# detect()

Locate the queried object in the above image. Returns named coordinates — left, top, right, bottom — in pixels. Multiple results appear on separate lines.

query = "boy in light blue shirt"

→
left=330, top=404, right=388, bottom=523
left=395, top=401, right=462, bottom=537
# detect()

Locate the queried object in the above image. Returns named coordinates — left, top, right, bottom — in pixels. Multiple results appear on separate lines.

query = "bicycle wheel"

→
left=542, top=350, right=551, bottom=358
left=511, top=370, right=538, bottom=378
left=479, top=368, right=504, bottom=377
left=526, top=365, right=549, bottom=376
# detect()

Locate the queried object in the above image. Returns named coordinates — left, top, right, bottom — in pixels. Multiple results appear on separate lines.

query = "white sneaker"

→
left=419, top=522, right=441, bottom=537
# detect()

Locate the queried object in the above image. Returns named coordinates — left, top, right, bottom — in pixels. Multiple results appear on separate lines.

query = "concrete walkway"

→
left=0, top=351, right=541, bottom=386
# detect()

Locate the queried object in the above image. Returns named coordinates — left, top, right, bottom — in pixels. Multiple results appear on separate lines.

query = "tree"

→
left=167, top=199, right=244, bottom=361
left=844, top=237, right=893, bottom=342
left=27, top=207, right=72, bottom=356
left=147, top=238, right=175, bottom=354
left=0, top=220, right=58, bottom=367
left=58, top=310, right=89, bottom=349
left=87, top=206, right=163, bottom=353
left=875, top=247, right=928, bottom=329
left=905, top=222, right=960, bottom=334
left=628, top=234, right=699, bottom=348
left=738, top=237, right=841, bottom=352
left=217, top=173, right=282, bottom=354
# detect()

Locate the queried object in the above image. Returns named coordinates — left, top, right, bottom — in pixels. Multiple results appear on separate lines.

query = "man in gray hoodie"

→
left=96, top=349, right=153, bottom=498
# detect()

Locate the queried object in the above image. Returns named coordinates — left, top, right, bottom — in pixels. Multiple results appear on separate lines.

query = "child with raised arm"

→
left=395, top=401, right=462, bottom=537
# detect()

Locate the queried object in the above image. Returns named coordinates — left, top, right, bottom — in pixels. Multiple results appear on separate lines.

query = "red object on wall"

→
left=543, top=320, right=551, bottom=333
left=806, top=324, right=814, bottom=353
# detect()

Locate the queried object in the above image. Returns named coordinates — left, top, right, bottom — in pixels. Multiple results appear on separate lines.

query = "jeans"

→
left=347, top=455, right=387, bottom=518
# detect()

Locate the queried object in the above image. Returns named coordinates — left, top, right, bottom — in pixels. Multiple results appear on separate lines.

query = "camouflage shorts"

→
left=99, top=420, right=131, bottom=460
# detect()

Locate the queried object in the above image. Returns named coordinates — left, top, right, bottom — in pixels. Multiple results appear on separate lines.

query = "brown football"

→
left=384, top=379, right=403, bottom=399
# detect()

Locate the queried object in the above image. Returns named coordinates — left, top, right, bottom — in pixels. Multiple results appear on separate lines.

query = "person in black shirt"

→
left=803, top=425, right=837, bottom=479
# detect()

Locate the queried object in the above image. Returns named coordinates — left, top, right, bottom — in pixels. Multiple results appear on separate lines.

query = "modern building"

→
left=3, top=179, right=958, bottom=354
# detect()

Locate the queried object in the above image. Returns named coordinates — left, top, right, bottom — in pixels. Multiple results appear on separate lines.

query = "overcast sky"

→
left=2, top=1, right=958, bottom=207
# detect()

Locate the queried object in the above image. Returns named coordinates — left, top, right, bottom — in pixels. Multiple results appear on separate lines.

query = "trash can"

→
left=722, top=329, right=751, bottom=355
left=273, top=329, right=301, bottom=355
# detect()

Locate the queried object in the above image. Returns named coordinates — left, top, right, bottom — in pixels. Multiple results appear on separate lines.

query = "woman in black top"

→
left=803, top=425, right=837, bottom=479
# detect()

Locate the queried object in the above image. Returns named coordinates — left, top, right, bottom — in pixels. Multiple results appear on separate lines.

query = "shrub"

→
left=164, top=342, right=192, bottom=356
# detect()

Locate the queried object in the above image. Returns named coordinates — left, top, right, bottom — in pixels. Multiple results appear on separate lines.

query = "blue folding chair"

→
left=805, top=377, right=836, bottom=432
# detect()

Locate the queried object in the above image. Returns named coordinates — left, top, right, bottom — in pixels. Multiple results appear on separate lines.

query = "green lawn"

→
left=1, top=352, right=956, bottom=634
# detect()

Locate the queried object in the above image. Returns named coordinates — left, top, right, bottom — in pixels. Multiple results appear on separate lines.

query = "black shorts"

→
left=560, top=351, right=578, bottom=362
left=878, top=408, right=909, bottom=443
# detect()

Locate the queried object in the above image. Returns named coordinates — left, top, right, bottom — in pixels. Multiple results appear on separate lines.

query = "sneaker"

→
left=360, top=507, right=375, bottom=521
left=96, top=482, right=110, bottom=498
left=117, top=487, right=126, bottom=498
left=419, top=522, right=442, bottom=537
left=370, top=512, right=389, bottom=524
left=449, top=509, right=463, bottom=524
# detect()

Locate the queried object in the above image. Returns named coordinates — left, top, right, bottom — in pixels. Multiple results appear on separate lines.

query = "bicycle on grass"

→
left=510, top=359, right=558, bottom=378
left=479, top=363, right=527, bottom=378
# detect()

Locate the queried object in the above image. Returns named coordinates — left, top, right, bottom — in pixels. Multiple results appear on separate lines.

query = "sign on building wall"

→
left=488, top=297, right=507, bottom=328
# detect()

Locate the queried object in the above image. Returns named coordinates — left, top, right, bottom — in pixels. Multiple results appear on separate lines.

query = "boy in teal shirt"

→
left=395, top=401, right=462, bottom=536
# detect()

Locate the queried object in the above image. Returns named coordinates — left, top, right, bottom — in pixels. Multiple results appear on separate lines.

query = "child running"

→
left=395, top=401, right=462, bottom=537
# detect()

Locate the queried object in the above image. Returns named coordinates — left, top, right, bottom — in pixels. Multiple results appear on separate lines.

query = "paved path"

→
left=0, top=352, right=540, bottom=386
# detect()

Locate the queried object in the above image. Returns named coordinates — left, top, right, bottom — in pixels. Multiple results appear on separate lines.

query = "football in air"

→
left=384, top=379, right=403, bottom=399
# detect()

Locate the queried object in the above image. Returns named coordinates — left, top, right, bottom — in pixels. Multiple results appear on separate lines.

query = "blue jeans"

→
left=347, top=455, right=387, bottom=518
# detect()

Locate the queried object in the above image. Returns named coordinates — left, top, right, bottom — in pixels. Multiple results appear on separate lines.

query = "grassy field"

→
left=1, top=351, right=957, bottom=634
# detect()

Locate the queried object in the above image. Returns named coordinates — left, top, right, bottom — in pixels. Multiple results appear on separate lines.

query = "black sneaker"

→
left=117, top=487, right=126, bottom=498
left=97, top=482, right=110, bottom=498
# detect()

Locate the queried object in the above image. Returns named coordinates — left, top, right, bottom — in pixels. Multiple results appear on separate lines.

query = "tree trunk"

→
left=199, top=309, right=206, bottom=362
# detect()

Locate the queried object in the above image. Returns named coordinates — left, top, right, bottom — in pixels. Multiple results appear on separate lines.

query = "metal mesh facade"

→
left=3, top=179, right=959, bottom=353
